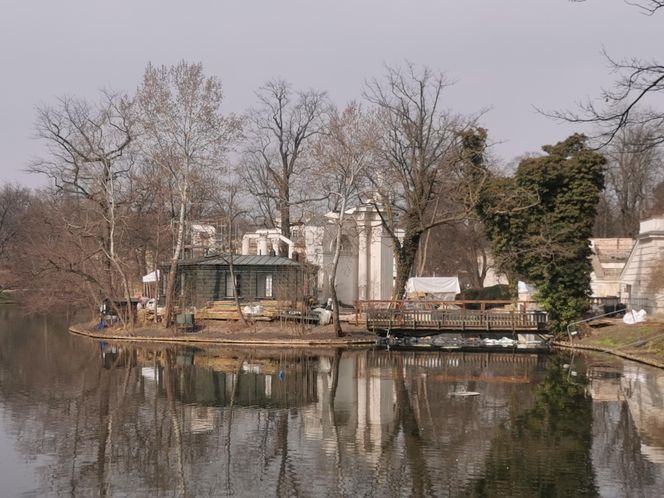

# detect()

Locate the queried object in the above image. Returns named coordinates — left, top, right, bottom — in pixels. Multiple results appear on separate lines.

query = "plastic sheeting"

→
left=405, top=277, right=460, bottom=300
left=623, top=309, right=647, bottom=325
left=142, top=270, right=160, bottom=283
left=312, top=308, right=332, bottom=325
left=518, top=281, right=537, bottom=295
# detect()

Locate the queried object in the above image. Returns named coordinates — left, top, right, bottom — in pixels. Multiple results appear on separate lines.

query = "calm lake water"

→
left=1, top=308, right=664, bottom=497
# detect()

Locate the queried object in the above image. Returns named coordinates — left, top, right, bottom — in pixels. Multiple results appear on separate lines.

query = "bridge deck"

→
left=366, top=308, right=548, bottom=335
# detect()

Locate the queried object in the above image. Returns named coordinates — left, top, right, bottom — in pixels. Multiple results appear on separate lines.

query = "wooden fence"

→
left=364, top=305, right=548, bottom=333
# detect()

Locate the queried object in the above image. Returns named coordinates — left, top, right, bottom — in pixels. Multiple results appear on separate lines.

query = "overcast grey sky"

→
left=0, top=0, right=661, bottom=186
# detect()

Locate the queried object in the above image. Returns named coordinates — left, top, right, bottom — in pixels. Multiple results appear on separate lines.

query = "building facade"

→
left=619, top=217, right=664, bottom=314
left=241, top=204, right=397, bottom=305
left=589, top=238, right=634, bottom=298
left=162, top=255, right=317, bottom=308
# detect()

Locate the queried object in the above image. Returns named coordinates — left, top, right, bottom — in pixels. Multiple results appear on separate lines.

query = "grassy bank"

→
left=554, top=318, right=664, bottom=368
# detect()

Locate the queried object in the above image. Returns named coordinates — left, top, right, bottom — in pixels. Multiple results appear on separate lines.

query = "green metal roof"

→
left=178, top=254, right=302, bottom=267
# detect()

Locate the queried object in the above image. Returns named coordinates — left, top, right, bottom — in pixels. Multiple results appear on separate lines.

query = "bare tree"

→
left=649, top=180, right=664, bottom=215
left=420, top=221, right=492, bottom=288
left=419, top=128, right=498, bottom=288
left=364, top=63, right=487, bottom=299
left=209, top=174, right=250, bottom=325
left=10, top=194, right=113, bottom=314
left=602, top=123, right=664, bottom=236
left=315, top=103, right=375, bottom=335
left=624, top=1, right=664, bottom=14
left=137, top=61, right=239, bottom=328
left=124, top=161, right=174, bottom=280
left=242, top=80, right=329, bottom=246
left=0, top=185, right=32, bottom=293
left=30, top=91, right=136, bottom=325
left=593, top=190, right=618, bottom=237
left=0, top=184, right=32, bottom=264
left=554, top=57, right=664, bottom=147
left=572, top=0, right=664, bottom=14
left=555, top=3, right=664, bottom=145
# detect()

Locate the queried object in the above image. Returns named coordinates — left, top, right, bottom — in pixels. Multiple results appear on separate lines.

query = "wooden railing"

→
left=365, top=307, right=548, bottom=333
left=355, top=299, right=539, bottom=313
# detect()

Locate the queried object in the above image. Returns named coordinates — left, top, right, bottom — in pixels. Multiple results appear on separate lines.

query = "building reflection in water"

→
left=2, top=309, right=664, bottom=498
left=586, top=355, right=664, bottom=496
left=112, top=346, right=551, bottom=496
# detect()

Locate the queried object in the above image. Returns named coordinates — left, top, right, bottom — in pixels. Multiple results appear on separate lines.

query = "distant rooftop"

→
left=639, top=217, right=664, bottom=235
left=178, top=254, right=301, bottom=267
left=590, top=238, right=634, bottom=263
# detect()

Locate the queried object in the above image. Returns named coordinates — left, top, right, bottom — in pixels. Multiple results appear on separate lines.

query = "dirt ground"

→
left=74, top=315, right=664, bottom=368
left=72, top=318, right=377, bottom=346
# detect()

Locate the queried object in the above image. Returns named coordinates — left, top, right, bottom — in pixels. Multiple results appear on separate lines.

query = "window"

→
left=256, top=273, right=273, bottom=298
left=266, top=274, right=272, bottom=297
left=225, top=273, right=241, bottom=297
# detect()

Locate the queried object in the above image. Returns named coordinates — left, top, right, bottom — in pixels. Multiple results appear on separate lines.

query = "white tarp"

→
left=518, top=281, right=537, bottom=295
left=313, top=308, right=332, bottom=325
left=142, top=270, right=160, bottom=283
left=623, top=309, right=647, bottom=325
left=405, top=277, right=460, bottom=300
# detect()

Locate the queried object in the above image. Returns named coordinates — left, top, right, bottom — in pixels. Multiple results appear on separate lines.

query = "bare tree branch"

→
left=551, top=3, right=664, bottom=146
left=242, top=80, right=329, bottom=244
left=363, top=62, right=486, bottom=298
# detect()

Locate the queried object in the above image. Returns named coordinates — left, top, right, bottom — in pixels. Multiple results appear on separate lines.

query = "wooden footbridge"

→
left=359, top=300, right=548, bottom=336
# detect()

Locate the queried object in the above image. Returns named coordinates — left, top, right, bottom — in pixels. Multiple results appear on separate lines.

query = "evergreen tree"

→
left=479, top=134, right=606, bottom=332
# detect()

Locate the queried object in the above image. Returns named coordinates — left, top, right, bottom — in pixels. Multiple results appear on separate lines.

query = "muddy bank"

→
left=69, top=319, right=377, bottom=347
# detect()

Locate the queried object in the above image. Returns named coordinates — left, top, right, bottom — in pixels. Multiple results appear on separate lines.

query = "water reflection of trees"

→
left=3, top=312, right=664, bottom=497
left=0, top=323, right=550, bottom=496
left=461, top=359, right=598, bottom=497
left=322, top=351, right=579, bottom=496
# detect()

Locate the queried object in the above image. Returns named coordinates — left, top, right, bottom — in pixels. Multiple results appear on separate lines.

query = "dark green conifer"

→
left=479, top=134, right=606, bottom=332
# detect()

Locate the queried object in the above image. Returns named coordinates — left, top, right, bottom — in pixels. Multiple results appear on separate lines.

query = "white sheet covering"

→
left=623, top=309, right=647, bottom=325
left=405, top=277, right=460, bottom=300
left=142, top=270, right=160, bottom=283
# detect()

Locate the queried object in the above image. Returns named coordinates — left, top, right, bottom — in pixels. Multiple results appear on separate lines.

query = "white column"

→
left=356, top=211, right=370, bottom=300
left=367, top=212, right=394, bottom=300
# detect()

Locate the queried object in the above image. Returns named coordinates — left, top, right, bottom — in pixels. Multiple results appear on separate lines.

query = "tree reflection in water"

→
left=462, top=359, right=598, bottom=497
left=1, top=311, right=664, bottom=496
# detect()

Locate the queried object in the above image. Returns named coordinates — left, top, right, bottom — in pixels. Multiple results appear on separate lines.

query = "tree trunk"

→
left=105, top=161, right=134, bottom=329
left=329, top=199, right=346, bottom=337
left=392, top=231, right=421, bottom=301
left=507, top=271, right=519, bottom=303
left=417, top=196, right=440, bottom=277
left=113, top=260, right=134, bottom=329
left=278, top=191, right=291, bottom=256
left=228, top=252, right=248, bottom=325
left=163, top=187, right=187, bottom=329
left=476, top=246, right=488, bottom=289
left=164, top=351, right=186, bottom=497
left=417, top=228, right=432, bottom=277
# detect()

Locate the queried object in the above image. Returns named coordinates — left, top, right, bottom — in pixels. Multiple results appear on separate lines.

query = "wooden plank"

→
left=196, top=299, right=289, bottom=321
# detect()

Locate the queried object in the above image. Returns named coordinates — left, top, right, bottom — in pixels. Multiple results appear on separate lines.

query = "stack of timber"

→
left=196, top=300, right=284, bottom=321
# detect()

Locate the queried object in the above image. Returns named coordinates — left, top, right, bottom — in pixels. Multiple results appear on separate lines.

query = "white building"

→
left=241, top=204, right=398, bottom=305
left=619, top=217, right=664, bottom=314
left=481, top=238, right=635, bottom=304
left=589, top=238, right=634, bottom=298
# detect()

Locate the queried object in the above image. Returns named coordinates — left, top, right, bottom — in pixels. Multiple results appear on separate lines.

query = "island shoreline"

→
left=68, top=322, right=378, bottom=348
